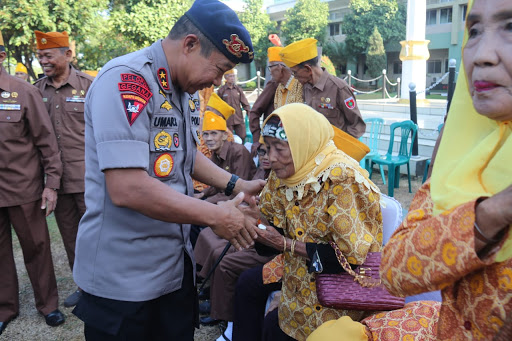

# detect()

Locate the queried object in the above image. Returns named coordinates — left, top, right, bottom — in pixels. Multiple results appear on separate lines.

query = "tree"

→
left=323, top=41, right=349, bottom=74
left=238, top=0, right=277, bottom=73
left=366, top=26, right=386, bottom=78
left=342, top=0, right=406, bottom=57
left=0, top=0, right=107, bottom=78
left=280, top=0, right=329, bottom=45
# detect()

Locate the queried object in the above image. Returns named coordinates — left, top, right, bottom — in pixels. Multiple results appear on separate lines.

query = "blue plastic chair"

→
left=369, top=120, right=418, bottom=197
left=422, top=123, right=444, bottom=183
left=360, top=118, right=386, bottom=184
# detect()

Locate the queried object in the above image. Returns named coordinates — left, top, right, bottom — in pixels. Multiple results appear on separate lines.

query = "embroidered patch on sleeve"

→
left=158, top=68, right=170, bottom=91
left=121, top=94, right=148, bottom=126
left=154, top=153, right=174, bottom=177
left=121, top=73, right=150, bottom=89
left=118, top=82, right=153, bottom=102
left=344, top=96, right=356, bottom=110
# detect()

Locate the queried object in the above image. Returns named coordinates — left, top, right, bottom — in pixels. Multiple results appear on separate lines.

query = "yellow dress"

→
left=260, top=164, right=382, bottom=341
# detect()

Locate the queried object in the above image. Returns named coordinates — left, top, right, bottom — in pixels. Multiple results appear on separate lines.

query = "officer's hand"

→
left=235, top=179, right=266, bottom=201
left=41, top=188, right=58, bottom=217
left=212, top=192, right=255, bottom=251
left=238, top=195, right=260, bottom=237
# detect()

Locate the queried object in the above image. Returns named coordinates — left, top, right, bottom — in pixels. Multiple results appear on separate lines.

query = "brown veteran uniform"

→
left=201, top=140, right=256, bottom=204
left=217, top=80, right=251, bottom=141
left=303, top=68, right=365, bottom=138
left=34, top=32, right=94, bottom=270
left=249, top=80, right=278, bottom=148
left=0, top=65, right=62, bottom=321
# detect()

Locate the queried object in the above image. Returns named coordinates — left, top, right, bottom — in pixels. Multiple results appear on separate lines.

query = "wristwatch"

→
left=224, top=174, right=239, bottom=196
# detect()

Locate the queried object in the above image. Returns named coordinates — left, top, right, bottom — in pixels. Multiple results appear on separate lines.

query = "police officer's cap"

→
left=184, top=0, right=254, bottom=64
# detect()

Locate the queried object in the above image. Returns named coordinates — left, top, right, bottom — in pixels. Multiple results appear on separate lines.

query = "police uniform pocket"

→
left=151, top=129, right=183, bottom=152
left=0, top=110, right=25, bottom=136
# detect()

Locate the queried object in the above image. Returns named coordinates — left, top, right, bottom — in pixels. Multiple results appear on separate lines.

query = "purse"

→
left=315, top=241, right=405, bottom=311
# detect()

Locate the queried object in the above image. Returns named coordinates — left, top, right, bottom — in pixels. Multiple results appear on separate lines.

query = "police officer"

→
left=0, top=31, right=64, bottom=336
left=280, top=38, right=366, bottom=138
left=71, top=0, right=264, bottom=339
left=33, top=30, right=94, bottom=307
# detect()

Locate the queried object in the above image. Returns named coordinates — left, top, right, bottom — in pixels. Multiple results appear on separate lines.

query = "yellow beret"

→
left=224, top=69, right=235, bottom=75
left=207, top=93, right=235, bottom=121
left=307, top=316, right=368, bottom=341
left=280, top=38, right=318, bottom=68
left=203, top=111, right=227, bottom=132
left=268, top=47, right=283, bottom=63
left=15, top=63, right=28, bottom=74
left=35, top=31, right=69, bottom=50
left=332, top=125, right=369, bottom=162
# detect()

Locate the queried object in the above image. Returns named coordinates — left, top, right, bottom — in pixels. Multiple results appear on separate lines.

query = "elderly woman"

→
left=242, top=103, right=382, bottom=340
left=375, top=0, right=512, bottom=340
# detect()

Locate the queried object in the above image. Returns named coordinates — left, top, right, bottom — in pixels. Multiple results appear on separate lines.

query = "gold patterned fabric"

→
left=381, top=180, right=512, bottom=340
left=260, top=164, right=382, bottom=341
left=274, top=76, right=303, bottom=109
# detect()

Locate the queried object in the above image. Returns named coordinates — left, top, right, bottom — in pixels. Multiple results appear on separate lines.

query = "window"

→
left=393, top=61, right=402, bottom=74
left=426, top=9, right=437, bottom=25
left=461, top=5, right=468, bottom=21
left=329, top=23, right=340, bottom=36
left=440, top=8, right=452, bottom=23
left=428, top=60, right=442, bottom=74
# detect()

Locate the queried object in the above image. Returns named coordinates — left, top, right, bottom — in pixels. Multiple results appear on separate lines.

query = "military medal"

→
left=1, top=91, right=10, bottom=98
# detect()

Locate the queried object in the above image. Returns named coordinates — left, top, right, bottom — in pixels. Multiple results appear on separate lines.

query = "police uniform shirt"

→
left=34, top=67, right=94, bottom=194
left=217, top=83, right=250, bottom=126
left=74, top=40, right=200, bottom=301
left=0, top=66, right=62, bottom=207
left=303, top=68, right=366, bottom=138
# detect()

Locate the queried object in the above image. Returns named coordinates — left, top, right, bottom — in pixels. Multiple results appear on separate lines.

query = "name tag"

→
left=66, top=97, right=86, bottom=103
left=0, top=104, right=21, bottom=110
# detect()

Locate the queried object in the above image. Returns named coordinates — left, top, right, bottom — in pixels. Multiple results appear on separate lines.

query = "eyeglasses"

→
left=267, top=64, right=281, bottom=71
left=257, top=149, right=267, bottom=156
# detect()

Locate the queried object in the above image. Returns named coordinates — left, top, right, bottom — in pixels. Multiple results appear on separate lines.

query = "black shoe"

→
left=200, top=315, right=220, bottom=326
left=0, top=314, right=18, bottom=336
left=44, top=309, right=65, bottom=327
left=198, top=286, right=210, bottom=300
left=63, top=289, right=82, bottom=308
left=199, top=300, right=211, bottom=315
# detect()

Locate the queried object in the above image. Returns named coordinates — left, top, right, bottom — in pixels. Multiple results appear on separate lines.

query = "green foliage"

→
left=242, top=80, right=256, bottom=89
left=110, top=0, right=192, bottom=49
left=238, top=0, right=277, bottom=72
left=366, top=26, right=386, bottom=78
left=320, top=55, right=336, bottom=76
left=322, top=41, right=349, bottom=74
left=281, top=0, right=329, bottom=45
left=0, top=0, right=107, bottom=78
left=342, top=0, right=406, bottom=56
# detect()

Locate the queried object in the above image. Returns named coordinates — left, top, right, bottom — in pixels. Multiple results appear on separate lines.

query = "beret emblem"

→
left=222, top=34, right=249, bottom=58
left=41, top=38, right=47, bottom=44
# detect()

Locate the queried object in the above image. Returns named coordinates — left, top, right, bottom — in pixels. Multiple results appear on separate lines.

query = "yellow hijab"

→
left=431, top=0, right=512, bottom=261
left=261, top=103, right=374, bottom=200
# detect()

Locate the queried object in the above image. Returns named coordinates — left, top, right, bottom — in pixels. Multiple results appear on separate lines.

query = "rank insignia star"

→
left=157, top=68, right=170, bottom=91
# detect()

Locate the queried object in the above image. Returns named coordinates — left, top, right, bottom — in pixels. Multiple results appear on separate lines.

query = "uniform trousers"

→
left=232, top=265, right=284, bottom=341
left=54, top=192, right=85, bottom=270
left=228, top=123, right=247, bottom=142
left=0, top=199, right=59, bottom=321
left=73, top=254, right=198, bottom=341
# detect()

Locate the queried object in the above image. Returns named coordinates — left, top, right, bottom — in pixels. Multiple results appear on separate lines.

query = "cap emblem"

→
left=222, top=34, right=249, bottom=58
left=41, top=38, right=47, bottom=44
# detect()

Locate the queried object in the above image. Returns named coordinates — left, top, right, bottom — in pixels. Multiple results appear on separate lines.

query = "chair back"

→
left=387, top=120, right=418, bottom=159
left=364, top=117, right=384, bottom=153
left=380, top=194, right=403, bottom=245
left=437, top=122, right=444, bottom=133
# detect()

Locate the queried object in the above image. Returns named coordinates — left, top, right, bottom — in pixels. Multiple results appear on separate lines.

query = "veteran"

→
left=33, top=30, right=94, bottom=308
left=0, top=31, right=64, bottom=336
left=14, top=63, right=29, bottom=81
left=267, top=46, right=303, bottom=109
left=71, top=0, right=264, bottom=339
left=280, top=38, right=365, bottom=138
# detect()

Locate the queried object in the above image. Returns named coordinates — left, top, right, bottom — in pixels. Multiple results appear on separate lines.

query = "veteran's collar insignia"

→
left=222, top=34, right=250, bottom=59
left=158, top=68, right=170, bottom=91
left=154, top=153, right=174, bottom=178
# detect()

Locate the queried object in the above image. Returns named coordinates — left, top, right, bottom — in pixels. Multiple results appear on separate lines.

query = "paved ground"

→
left=3, top=170, right=424, bottom=341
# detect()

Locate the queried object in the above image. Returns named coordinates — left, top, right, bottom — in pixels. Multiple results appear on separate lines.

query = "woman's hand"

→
left=238, top=195, right=260, bottom=239
left=255, top=224, right=285, bottom=251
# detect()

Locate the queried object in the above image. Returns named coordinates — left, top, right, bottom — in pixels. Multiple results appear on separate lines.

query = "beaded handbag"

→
left=316, top=241, right=405, bottom=311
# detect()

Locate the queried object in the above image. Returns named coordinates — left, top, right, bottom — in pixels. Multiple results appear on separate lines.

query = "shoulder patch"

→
left=344, top=96, right=356, bottom=110
left=121, top=93, right=148, bottom=126
left=120, top=73, right=149, bottom=89
left=157, top=68, right=170, bottom=91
